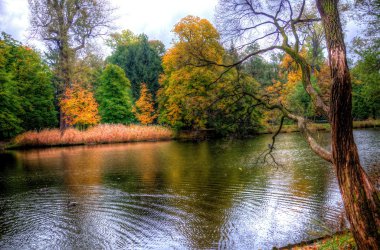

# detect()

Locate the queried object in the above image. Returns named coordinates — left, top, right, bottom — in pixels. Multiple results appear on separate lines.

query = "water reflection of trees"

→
left=4, top=137, right=337, bottom=248
left=1, top=130, right=378, bottom=248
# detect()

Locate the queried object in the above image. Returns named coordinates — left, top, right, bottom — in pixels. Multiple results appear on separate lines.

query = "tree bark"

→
left=56, top=25, right=73, bottom=131
left=58, top=45, right=72, bottom=131
left=316, top=0, right=380, bottom=248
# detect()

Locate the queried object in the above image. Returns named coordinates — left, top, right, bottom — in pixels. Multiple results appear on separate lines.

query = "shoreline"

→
left=2, top=120, right=379, bottom=151
left=259, top=119, right=380, bottom=134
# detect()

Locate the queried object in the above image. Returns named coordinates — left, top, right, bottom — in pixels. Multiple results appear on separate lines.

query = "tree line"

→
left=0, top=13, right=378, bottom=138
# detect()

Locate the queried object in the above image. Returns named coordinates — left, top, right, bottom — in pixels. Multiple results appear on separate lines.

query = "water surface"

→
left=0, top=129, right=379, bottom=249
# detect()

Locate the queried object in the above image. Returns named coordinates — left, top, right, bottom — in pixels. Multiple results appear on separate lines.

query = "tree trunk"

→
left=316, top=0, right=380, bottom=248
left=58, top=47, right=71, bottom=131
left=57, top=35, right=73, bottom=131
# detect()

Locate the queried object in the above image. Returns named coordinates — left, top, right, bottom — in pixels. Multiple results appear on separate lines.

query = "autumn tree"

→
left=216, top=0, right=380, bottom=247
left=107, top=30, right=164, bottom=99
left=158, top=16, right=261, bottom=133
left=28, top=0, right=114, bottom=129
left=95, top=64, right=134, bottom=124
left=265, top=48, right=330, bottom=119
left=133, top=83, right=157, bottom=125
left=60, top=82, right=100, bottom=128
left=158, top=15, right=227, bottom=128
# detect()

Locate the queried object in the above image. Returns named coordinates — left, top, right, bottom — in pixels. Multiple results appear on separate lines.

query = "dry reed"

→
left=13, top=124, right=174, bottom=147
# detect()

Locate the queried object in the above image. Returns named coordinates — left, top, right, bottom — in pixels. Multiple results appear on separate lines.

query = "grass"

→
left=313, top=233, right=356, bottom=250
left=278, top=232, right=356, bottom=250
left=261, top=119, right=380, bottom=134
left=352, top=119, right=380, bottom=128
left=11, top=124, right=174, bottom=148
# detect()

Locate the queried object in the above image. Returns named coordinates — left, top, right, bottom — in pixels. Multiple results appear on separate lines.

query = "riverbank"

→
left=3, top=120, right=379, bottom=150
left=276, top=231, right=355, bottom=249
left=261, top=119, right=380, bottom=134
left=7, top=124, right=174, bottom=149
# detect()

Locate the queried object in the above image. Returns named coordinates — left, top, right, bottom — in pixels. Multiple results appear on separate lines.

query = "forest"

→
left=0, top=0, right=379, bottom=248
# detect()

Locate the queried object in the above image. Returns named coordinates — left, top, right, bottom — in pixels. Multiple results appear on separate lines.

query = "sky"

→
left=0, top=0, right=218, bottom=53
left=0, top=0, right=361, bottom=57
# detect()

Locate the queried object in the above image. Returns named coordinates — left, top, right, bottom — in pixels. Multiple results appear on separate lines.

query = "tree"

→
left=158, top=16, right=230, bottom=129
left=242, top=43, right=281, bottom=88
left=216, top=0, right=380, bottom=247
left=60, top=82, right=100, bottom=128
left=158, top=16, right=262, bottom=133
left=28, top=0, right=114, bottom=129
left=0, top=33, right=57, bottom=138
left=95, top=64, right=134, bottom=124
left=317, top=1, right=380, bottom=247
left=106, top=29, right=139, bottom=49
left=349, top=1, right=380, bottom=120
left=0, top=38, right=23, bottom=138
left=9, top=43, right=58, bottom=131
left=107, top=31, right=163, bottom=99
left=74, top=46, right=106, bottom=88
left=352, top=0, right=380, bottom=49
left=272, top=50, right=318, bottom=117
left=133, top=83, right=157, bottom=125
left=351, top=48, right=380, bottom=120
left=158, top=16, right=225, bottom=128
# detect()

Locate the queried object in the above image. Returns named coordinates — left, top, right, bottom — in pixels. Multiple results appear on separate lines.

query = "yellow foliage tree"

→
left=133, top=83, right=157, bottom=124
left=158, top=15, right=236, bottom=129
left=60, top=82, right=100, bottom=128
left=266, top=48, right=307, bottom=105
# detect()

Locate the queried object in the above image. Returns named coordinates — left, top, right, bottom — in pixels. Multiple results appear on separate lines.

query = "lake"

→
left=0, top=129, right=379, bottom=249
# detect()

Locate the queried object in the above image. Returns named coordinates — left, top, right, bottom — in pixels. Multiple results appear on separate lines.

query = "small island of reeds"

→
left=11, top=124, right=174, bottom=148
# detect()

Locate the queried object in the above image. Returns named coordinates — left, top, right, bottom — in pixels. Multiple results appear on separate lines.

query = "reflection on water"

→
left=0, top=130, right=379, bottom=249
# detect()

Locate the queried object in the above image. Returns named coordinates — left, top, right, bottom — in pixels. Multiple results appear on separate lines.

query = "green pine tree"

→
left=96, top=64, right=135, bottom=124
left=107, top=32, right=163, bottom=99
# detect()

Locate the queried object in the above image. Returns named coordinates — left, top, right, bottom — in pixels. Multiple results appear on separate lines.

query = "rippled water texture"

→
left=0, top=129, right=379, bottom=249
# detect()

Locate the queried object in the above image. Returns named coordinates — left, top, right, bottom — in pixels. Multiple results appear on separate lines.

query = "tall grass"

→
left=13, top=124, right=174, bottom=147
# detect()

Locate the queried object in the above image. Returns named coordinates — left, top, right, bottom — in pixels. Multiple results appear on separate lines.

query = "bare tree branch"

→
left=241, top=91, right=332, bottom=162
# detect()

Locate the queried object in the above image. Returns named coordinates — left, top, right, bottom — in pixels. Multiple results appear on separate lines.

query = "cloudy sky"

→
left=0, top=0, right=218, bottom=52
left=0, top=0, right=360, bottom=57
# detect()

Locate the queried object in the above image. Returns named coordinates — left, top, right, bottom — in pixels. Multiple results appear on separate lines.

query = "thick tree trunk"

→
left=58, top=49, right=71, bottom=131
left=57, top=37, right=73, bottom=131
left=316, top=0, right=380, bottom=248
left=59, top=108, right=68, bottom=132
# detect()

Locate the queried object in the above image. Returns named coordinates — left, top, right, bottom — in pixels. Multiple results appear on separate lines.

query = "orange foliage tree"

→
left=266, top=48, right=331, bottom=117
left=133, top=83, right=157, bottom=124
left=60, top=82, right=100, bottom=128
left=266, top=50, right=305, bottom=103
